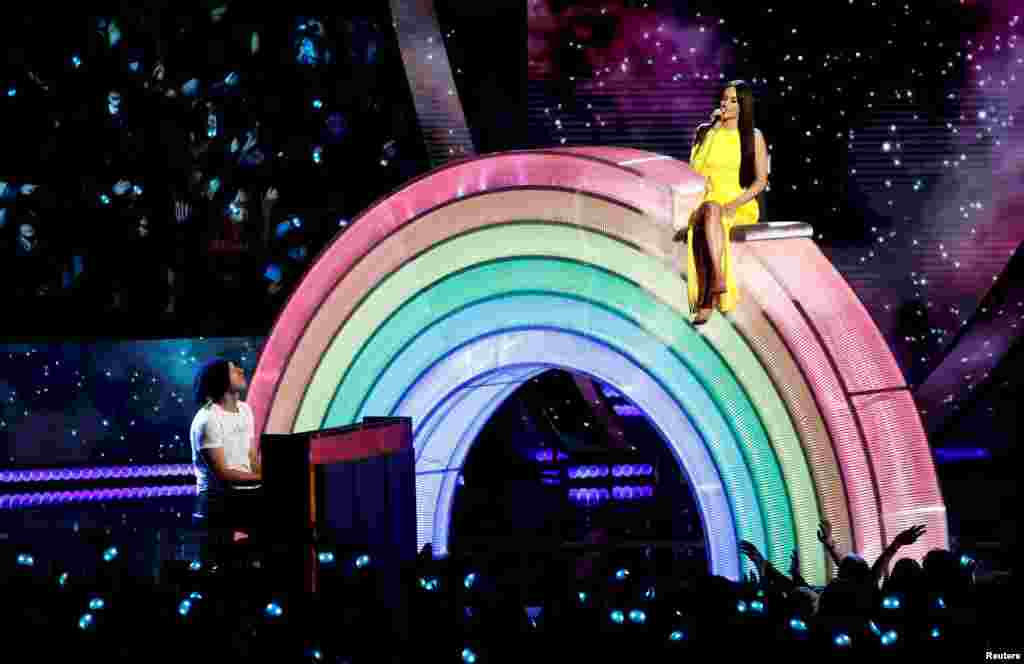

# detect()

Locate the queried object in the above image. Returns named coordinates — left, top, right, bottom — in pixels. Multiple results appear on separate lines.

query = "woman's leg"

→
left=702, top=202, right=728, bottom=291
left=690, top=205, right=715, bottom=320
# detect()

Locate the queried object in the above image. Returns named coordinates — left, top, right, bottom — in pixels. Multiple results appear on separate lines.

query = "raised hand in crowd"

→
left=872, top=524, right=928, bottom=584
left=894, top=524, right=927, bottom=547
left=739, top=539, right=767, bottom=578
left=175, top=200, right=193, bottom=224
left=817, top=519, right=843, bottom=568
left=261, top=186, right=280, bottom=247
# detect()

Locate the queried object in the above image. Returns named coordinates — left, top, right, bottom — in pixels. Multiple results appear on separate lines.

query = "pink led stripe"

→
left=259, top=189, right=686, bottom=437
left=852, top=391, right=948, bottom=558
left=550, top=146, right=698, bottom=187
left=249, top=151, right=694, bottom=439
left=0, top=485, right=198, bottom=510
left=733, top=243, right=877, bottom=562
left=750, top=240, right=906, bottom=394
left=725, top=281, right=854, bottom=582
left=747, top=240, right=947, bottom=557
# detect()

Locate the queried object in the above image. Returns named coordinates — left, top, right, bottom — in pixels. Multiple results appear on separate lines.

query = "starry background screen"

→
left=0, top=337, right=262, bottom=467
left=526, top=0, right=1024, bottom=449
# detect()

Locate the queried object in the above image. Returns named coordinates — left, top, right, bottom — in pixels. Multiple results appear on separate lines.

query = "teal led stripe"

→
left=385, top=329, right=740, bottom=578
left=326, top=286, right=793, bottom=573
left=329, top=257, right=801, bottom=572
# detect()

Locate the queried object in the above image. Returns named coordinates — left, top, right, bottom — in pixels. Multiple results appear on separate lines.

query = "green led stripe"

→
left=295, top=221, right=682, bottom=434
left=344, top=287, right=765, bottom=572
left=701, top=327, right=826, bottom=582
left=291, top=218, right=811, bottom=575
left=341, top=260, right=799, bottom=575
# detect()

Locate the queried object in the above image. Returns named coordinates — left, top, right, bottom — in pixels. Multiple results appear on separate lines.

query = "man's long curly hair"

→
left=193, top=357, right=232, bottom=407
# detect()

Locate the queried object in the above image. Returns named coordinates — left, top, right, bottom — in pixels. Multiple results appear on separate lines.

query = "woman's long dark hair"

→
left=692, top=80, right=757, bottom=189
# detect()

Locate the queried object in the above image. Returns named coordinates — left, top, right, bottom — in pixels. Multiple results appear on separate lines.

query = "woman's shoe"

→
left=692, top=307, right=713, bottom=325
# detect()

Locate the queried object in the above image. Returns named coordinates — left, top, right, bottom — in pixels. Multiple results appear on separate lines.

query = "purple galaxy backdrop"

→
left=527, top=0, right=1023, bottom=446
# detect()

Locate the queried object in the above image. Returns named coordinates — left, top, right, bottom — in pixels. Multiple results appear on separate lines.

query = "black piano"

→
left=259, top=416, right=415, bottom=641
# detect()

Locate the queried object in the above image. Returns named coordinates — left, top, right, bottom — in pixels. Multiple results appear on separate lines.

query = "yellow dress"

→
left=686, top=126, right=759, bottom=314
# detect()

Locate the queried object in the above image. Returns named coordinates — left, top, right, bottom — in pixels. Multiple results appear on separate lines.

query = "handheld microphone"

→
left=711, top=108, right=723, bottom=123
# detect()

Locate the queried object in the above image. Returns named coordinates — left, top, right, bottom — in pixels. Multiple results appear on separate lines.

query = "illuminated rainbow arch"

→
left=249, top=147, right=947, bottom=586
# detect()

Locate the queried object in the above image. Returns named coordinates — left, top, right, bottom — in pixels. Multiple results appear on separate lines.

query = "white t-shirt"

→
left=190, top=401, right=255, bottom=493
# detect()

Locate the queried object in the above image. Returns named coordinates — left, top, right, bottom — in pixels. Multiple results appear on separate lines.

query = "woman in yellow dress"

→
left=674, top=80, right=770, bottom=325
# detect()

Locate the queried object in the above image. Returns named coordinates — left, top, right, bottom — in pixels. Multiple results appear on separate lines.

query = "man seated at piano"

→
left=190, top=358, right=264, bottom=546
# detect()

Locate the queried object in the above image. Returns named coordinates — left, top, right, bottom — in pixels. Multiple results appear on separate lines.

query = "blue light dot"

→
left=178, top=600, right=192, bottom=616
left=736, top=600, right=748, bottom=613
left=464, top=573, right=476, bottom=589
left=610, top=610, right=625, bottom=624
left=790, top=618, right=808, bottom=631
left=58, top=572, right=69, bottom=586
left=355, top=554, right=370, bottom=569
left=102, top=547, right=118, bottom=562
left=834, top=633, right=851, bottom=648
left=16, top=553, right=34, bottom=566
left=89, top=598, right=105, bottom=610
left=930, top=626, right=941, bottom=639
left=615, top=568, right=629, bottom=580
left=669, top=630, right=685, bottom=641
left=78, top=613, right=94, bottom=630
left=189, top=560, right=202, bottom=571
left=881, top=630, right=899, bottom=647
left=461, top=648, right=477, bottom=664
left=317, top=552, right=335, bottom=564
left=628, top=609, right=647, bottom=624
left=265, top=602, right=283, bottom=618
